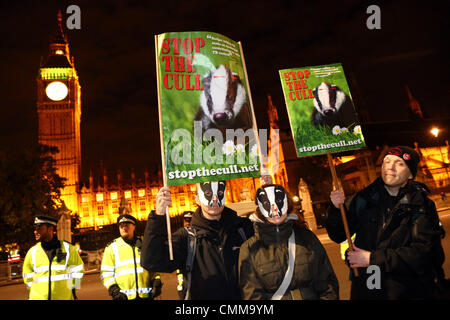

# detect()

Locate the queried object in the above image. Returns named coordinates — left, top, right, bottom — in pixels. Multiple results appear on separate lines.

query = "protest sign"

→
left=155, top=32, right=261, bottom=187
left=279, top=63, right=364, bottom=276
left=279, top=63, right=365, bottom=157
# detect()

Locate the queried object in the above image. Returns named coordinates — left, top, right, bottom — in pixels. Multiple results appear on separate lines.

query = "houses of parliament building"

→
left=37, top=12, right=289, bottom=232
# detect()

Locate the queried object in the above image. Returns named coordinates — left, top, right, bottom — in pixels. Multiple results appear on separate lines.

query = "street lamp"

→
left=431, top=127, right=440, bottom=138
left=430, top=127, right=449, bottom=185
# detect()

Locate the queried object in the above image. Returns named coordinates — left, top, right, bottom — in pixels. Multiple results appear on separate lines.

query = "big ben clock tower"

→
left=37, top=11, right=81, bottom=217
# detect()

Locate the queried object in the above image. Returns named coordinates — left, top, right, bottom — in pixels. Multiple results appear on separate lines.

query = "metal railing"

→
left=80, top=249, right=104, bottom=272
left=0, top=261, right=23, bottom=282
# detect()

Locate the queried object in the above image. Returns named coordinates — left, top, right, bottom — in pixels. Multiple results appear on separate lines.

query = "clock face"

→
left=45, top=81, right=68, bottom=101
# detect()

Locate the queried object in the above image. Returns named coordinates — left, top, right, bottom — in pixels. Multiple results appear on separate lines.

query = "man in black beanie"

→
left=326, top=146, right=445, bottom=299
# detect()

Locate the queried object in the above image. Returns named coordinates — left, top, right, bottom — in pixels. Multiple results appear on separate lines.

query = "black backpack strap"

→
left=237, top=227, right=247, bottom=242
left=184, top=226, right=197, bottom=300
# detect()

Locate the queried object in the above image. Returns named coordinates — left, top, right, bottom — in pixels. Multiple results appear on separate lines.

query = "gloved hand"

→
left=108, top=284, right=128, bottom=300
left=344, top=249, right=351, bottom=267
left=151, top=279, right=162, bottom=299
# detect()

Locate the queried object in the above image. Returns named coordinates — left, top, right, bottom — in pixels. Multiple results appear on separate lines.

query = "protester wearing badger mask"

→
left=238, top=184, right=339, bottom=300
left=141, top=180, right=253, bottom=300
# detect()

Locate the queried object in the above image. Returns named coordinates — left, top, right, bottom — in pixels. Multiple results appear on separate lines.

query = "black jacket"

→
left=141, top=206, right=254, bottom=300
left=326, top=177, right=444, bottom=299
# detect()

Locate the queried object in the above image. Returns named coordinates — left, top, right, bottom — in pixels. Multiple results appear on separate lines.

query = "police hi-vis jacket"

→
left=22, top=241, right=84, bottom=300
left=8, top=249, right=20, bottom=263
left=101, top=236, right=159, bottom=299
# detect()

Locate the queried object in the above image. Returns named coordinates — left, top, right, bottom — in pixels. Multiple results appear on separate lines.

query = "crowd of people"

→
left=19, top=146, right=448, bottom=300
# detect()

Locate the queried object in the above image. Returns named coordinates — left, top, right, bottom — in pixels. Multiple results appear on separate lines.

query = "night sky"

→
left=0, top=0, right=448, bottom=184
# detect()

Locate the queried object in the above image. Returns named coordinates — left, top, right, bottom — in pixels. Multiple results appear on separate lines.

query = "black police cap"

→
left=117, top=214, right=137, bottom=225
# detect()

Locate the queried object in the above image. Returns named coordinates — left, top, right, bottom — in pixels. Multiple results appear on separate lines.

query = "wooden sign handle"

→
left=155, top=34, right=173, bottom=260
left=327, top=153, right=358, bottom=277
left=238, top=41, right=263, bottom=173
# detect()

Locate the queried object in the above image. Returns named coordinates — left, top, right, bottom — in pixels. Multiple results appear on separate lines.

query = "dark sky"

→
left=0, top=0, right=448, bottom=184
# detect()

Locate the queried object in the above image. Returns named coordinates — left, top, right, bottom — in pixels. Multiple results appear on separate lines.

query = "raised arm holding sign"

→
left=327, top=153, right=359, bottom=277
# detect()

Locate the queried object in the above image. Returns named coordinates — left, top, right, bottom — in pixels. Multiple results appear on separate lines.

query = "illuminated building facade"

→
left=415, top=141, right=450, bottom=189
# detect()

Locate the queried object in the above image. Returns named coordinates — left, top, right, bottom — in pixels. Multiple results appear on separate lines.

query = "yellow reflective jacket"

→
left=340, top=234, right=356, bottom=260
left=8, top=249, right=20, bottom=263
left=22, top=241, right=84, bottom=300
left=101, top=236, right=159, bottom=299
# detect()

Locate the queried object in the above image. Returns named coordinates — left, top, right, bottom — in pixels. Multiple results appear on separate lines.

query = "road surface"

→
left=1, top=209, right=449, bottom=300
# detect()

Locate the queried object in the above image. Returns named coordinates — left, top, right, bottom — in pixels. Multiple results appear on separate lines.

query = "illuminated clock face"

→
left=45, top=81, right=68, bottom=101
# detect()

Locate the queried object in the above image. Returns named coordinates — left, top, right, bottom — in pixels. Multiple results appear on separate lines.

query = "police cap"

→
left=117, top=214, right=137, bottom=225
left=183, top=211, right=193, bottom=220
left=34, top=215, right=58, bottom=226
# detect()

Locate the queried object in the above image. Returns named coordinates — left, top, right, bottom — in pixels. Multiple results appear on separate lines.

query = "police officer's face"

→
left=34, top=224, right=53, bottom=242
left=382, top=155, right=413, bottom=188
left=119, top=222, right=135, bottom=240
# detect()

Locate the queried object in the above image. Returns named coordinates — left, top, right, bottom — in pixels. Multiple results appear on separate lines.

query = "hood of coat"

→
left=366, top=177, right=428, bottom=210
left=249, top=213, right=298, bottom=244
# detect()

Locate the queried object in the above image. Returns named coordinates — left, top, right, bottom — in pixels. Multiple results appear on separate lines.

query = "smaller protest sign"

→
left=279, top=63, right=365, bottom=157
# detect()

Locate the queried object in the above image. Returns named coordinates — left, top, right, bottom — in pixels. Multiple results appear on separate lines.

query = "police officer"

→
left=8, top=244, right=21, bottom=277
left=182, top=211, right=193, bottom=227
left=176, top=211, right=194, bottom=299
left=22, top=215, right=84, bottom=300
left=101, top=213, right=162, bottom=300
left=8, top=244, right=21, bottom=264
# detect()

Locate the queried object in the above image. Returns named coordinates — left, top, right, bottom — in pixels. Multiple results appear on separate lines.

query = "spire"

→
left=51, top=10, right=68, bottom=45
left=43, top=10, right=72, bottom=68
left=144, top=169, right=150, bottom=189
left=131, top=168, right=136, bottom=189
left=406, top=86, right=423, bottom=119
left=89, top=170, right=94, bottom=192
left=103, top=168, right=108, bottom=190
left=267, top=94, right=279, bottom=129
left=119, top=197, right=132, bottom=215
left=117, top=170, right=123, bottom=191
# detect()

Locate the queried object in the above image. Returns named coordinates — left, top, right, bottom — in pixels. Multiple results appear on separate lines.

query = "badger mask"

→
left=198, top=181, right=226, bottom=207
left=256, top=185, right=288, bottom=219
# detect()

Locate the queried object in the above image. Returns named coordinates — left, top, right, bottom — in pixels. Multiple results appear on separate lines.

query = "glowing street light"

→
left=431, top=127, right=440, bottom=138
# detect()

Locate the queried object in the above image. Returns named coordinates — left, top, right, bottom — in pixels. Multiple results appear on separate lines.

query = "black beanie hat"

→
left=384, top=146, right=420, bottom=178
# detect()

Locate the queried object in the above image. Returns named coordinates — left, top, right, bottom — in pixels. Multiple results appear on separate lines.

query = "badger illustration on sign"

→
left=195, top=65, right=251, bottom=135
left=311, top=82, right=358, bottom=129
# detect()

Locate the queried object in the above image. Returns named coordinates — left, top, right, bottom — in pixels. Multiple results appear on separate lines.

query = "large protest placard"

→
left=155, top=32, right=261, bottom=186
left=279, top=63, right=365, bottom=157
left=279, top=63, right=364, bottom=276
